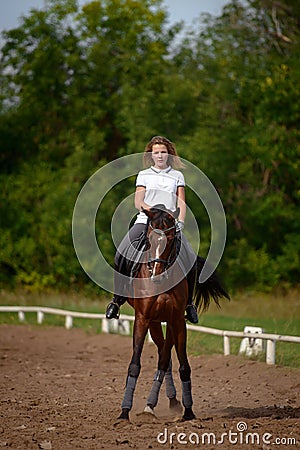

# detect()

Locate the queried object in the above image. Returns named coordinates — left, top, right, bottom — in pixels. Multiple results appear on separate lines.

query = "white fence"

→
left=0, top=305, right=299, bottom=366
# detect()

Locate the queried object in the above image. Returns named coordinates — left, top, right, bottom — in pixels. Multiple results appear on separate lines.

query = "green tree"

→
left=0, top=0, right=299, bottom=292
left=0, top=0, right=191, bottom=290
left=175, top=0, right=300, bottom=288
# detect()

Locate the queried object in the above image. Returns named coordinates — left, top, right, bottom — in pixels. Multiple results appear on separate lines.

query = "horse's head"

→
left=142, top=204, right=179, bottom=283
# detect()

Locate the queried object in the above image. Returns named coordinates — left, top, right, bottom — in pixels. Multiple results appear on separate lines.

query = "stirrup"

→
left=106, top=300, right=120, bottom=320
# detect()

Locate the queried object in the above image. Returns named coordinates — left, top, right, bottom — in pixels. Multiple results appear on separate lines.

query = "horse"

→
left=117, top=204, right=229, bottom=421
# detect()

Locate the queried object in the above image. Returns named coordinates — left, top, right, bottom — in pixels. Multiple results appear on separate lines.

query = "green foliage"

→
left=0, top=0, right=299, bottom=292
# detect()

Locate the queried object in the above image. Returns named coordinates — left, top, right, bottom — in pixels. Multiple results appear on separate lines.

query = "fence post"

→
left=18, top=311, right=25, bottom=322
left=223, top=334, right=230, bottom=356
left=65, top=315, right=73, bottom=329
left=266, top=339, right=276, bottom=365
left=37, top=311, right=44, bottom=324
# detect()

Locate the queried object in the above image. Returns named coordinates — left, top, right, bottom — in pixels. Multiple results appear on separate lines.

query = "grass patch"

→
left=0, top=289, right=299, bottom=367
left=187, top=317, right=300, bottom=368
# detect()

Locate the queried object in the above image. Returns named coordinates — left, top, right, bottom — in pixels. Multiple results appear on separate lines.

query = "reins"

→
left=148, top=222, right=176, bottom=234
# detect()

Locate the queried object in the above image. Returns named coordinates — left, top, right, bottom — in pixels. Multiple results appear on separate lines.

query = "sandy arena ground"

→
left=0, top=324, right=299, bottom=449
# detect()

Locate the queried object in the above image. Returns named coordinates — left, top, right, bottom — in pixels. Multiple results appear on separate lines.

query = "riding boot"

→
left=185, top=267, right=199, bottom=324
left=106, top=295, right=127, bottom=320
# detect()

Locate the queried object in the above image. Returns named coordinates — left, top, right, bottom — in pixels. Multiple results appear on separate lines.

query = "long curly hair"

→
left=143, top=136, right=185, bottom=169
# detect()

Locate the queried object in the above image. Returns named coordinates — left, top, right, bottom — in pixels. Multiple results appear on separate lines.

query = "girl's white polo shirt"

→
left=135, top=166, right=185, bottom=224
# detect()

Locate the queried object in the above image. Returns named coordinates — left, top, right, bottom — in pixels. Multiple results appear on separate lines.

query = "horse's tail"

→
left=193, top=256, right=230, bottom=313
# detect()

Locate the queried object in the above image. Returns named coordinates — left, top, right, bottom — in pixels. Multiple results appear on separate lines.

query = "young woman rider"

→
left=105, top=136, right=199, bottom=323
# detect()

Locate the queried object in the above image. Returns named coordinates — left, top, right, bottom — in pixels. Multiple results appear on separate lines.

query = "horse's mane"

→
left=147, top=204, right=177, bottom=224
left=149, top=204, right=173, bottom=216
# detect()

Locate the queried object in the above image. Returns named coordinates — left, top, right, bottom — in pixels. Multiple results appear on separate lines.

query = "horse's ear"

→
left=141, top=207, right=153, bottom=219
left=174, top=207, right=180, bottom=219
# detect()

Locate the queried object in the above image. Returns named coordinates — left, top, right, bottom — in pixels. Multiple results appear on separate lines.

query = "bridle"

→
left=147, top=221, right=177, bottom=278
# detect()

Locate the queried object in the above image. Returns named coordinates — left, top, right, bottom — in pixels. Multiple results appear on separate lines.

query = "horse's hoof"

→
left=144, top=405, right=155, bottom=415
left=182, top=408, right=196, bottom=421
left=169, top=397, right=181, bottom=410
left=118, top=408, right=130, bottom=420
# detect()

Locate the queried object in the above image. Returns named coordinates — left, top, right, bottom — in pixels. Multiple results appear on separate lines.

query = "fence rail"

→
left=0, top=305, right=299, bottom=365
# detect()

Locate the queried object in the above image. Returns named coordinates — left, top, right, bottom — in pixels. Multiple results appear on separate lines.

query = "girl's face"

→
left=151, top=144, right=169, bottom=169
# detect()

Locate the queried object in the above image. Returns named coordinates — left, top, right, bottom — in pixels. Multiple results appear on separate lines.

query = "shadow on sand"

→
left=223, top=405, right=300, bottom=420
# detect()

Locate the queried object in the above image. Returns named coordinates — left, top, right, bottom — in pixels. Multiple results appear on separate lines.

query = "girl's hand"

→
left=176, top=219, right=184, bottom=232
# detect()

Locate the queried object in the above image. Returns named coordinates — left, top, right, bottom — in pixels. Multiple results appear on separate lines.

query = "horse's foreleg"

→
left=119, top=364, right=140, bottom=420
left=118, top=318, right=148, bottom=420
left=173, top=319, right=195, bottom=420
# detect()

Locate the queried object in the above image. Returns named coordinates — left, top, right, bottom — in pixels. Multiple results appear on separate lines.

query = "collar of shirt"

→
left=150, top=165, right=172, bottom=174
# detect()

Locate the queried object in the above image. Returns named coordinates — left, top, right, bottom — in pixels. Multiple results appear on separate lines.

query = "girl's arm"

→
left=176, top=186, right=186, bottom=223
left=134, top=186, right=151, bottom=211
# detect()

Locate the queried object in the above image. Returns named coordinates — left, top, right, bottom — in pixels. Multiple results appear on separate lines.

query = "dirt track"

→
left=0, top=325, right=299, bottom=449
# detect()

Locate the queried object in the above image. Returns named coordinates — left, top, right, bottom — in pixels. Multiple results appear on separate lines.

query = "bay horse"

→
left=118, top=204, right=229, bottom=421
